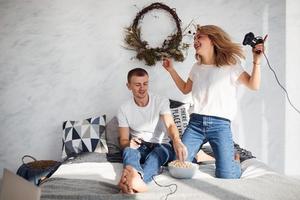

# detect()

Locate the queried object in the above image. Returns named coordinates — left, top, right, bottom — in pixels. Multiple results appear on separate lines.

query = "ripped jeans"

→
left=122, top=142, right=174, bottom=183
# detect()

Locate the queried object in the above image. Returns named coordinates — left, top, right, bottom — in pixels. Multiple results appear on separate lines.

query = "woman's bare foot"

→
left=125, top=165, right=148, bottom=193
left=234, top=153, right=240, bottom=162
left=196, top=150, right=215, bottom=162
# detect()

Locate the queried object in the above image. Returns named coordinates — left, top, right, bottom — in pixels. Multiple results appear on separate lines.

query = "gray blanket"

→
left=40, top=153, right=300, bottom=200
left=41, top=175, right=300, bottom=200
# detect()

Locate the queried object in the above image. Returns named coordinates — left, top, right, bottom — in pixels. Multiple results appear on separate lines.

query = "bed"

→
left=40, top=152, right=300, bottom=200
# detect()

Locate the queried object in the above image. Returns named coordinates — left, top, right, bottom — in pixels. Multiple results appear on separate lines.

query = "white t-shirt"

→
left=189, top=62, right=245, bottom=121
left=117, top=93, right=171, bottom=144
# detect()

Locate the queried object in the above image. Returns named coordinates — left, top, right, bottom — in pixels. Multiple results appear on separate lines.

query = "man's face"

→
left=127, top=75, right=149, bottom=99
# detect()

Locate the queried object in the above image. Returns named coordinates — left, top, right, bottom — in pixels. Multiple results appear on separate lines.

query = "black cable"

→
left=263, top=52, right=300, bottom=114
left=152, top=174, right=178, bottom=200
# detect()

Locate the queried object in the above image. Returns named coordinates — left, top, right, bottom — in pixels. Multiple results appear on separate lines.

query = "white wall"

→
left=0, top=0, right=299, bottom=176
left=285, top=0, right=300, bottom=176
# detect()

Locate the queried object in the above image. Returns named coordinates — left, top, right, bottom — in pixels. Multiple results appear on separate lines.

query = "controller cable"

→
left=151, top=168, right=178, bottom=200
left=263, top=52, right=300, bottom=114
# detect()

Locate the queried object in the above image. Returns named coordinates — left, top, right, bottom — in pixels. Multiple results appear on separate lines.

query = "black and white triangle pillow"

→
left=62, top=116, right=108, bottom=159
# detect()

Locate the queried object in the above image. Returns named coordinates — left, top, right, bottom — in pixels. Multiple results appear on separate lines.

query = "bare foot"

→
left=118, top=167, right=133, bottom=194
left=196, top=150, right=215, bottom=162
left=234, top=153, right=240, bottom=162
left=125, top=166, right=148, bottom=193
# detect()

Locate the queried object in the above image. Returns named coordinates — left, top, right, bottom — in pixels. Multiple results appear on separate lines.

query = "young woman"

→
left=163, top=25, right=266, bottom=178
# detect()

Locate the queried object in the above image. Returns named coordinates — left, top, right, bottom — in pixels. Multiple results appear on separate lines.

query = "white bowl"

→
left=168, top=161, right=199, bottom=179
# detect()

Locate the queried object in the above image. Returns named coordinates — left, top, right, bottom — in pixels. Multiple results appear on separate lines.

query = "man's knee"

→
left=123, top=147, right=138, bottom=156
left=123, top=146, right=137, bottom=152
left=152, top=146, right=171, bottom=163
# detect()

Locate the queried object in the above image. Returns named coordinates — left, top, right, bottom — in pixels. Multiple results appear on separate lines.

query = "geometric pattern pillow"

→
left=169, top=99, right=190, bottom=137
left=62, top=116, right=108, bottom=159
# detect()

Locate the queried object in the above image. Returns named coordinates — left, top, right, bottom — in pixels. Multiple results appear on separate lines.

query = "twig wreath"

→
left=124, top=2, right=189, bottom=66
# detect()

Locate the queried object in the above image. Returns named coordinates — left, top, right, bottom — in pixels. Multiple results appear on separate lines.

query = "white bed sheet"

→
left=51, top=162, right=123, bottom=185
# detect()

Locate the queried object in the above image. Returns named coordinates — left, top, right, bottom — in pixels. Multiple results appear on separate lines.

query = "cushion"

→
left=106, top=116, right=121, bottom=155
left=169, top=99, right=185, bottom=109
left=62, top=116, right=108, bottom=159
left=105, top=117, right=123, bottom=162
left=234, top=142, right=256, bottom=162
left=169, top=99, right=190, bottom=137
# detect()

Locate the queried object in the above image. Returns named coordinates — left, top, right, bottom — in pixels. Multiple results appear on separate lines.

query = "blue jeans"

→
left=122, top=142, right=174, bottom=183
left=182, top=113, right=241, bottom=179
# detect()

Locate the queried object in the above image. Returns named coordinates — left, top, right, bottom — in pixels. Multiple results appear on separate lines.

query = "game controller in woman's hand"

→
left=242, top=32, right=267, bottom=54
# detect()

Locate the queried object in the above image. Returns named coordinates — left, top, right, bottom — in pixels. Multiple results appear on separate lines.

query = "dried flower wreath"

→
left=124, top=2, right=189, bottom=66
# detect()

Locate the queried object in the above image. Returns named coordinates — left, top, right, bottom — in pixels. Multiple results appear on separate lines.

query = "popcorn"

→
left=169, top=160, right=193, bottom=168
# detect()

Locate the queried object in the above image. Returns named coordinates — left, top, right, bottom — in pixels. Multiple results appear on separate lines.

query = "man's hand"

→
left=129, top=137, right=142, bottom=149
left=161, top=114, right=188, bottom=161
left=173, top=139, right=187, bottom=162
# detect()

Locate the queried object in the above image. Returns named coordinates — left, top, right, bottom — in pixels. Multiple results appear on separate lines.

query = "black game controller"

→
left=242, top=32, right=264, bottom=54
left=138, top=138, right=154, bottom=148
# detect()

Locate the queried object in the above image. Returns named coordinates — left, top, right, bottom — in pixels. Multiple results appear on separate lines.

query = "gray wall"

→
left=0, top=0, right=299, bottom=176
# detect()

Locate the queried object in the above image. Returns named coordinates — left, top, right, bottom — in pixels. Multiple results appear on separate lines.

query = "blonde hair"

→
left=196, top=25, right=245, bottom=67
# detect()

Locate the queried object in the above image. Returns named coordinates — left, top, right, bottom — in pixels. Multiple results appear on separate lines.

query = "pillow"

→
left=62, top=116, right=108, bottom=159
left=106, top=117, right=121, bottom=155
left=169, top=99, right=190, bottom=137
left=169, top=99, right=185, bottom=109
left=105, top=117, right=123, bottom=162
left=233, top=142, right=256, bottom=162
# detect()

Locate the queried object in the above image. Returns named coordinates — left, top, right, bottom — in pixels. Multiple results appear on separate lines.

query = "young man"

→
left=117, top=68, right=187, bottom=194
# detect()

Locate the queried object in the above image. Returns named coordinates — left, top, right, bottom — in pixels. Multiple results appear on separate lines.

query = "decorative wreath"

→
left=124, top=2, right=189, bottom=66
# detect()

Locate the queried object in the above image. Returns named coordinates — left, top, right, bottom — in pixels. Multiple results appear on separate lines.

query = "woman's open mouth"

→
left=194, top=43, right=201, bottom=50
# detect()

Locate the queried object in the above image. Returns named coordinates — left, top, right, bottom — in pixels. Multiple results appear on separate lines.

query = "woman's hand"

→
left=161, top=57, right=192, bottom=94
left=162, top=57, right=174, bottom=72
left=252, top=34, right=268, bottom=64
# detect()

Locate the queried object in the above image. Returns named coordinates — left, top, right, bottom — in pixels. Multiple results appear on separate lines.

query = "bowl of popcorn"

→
left=168, top=160, right=199, bottom=179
